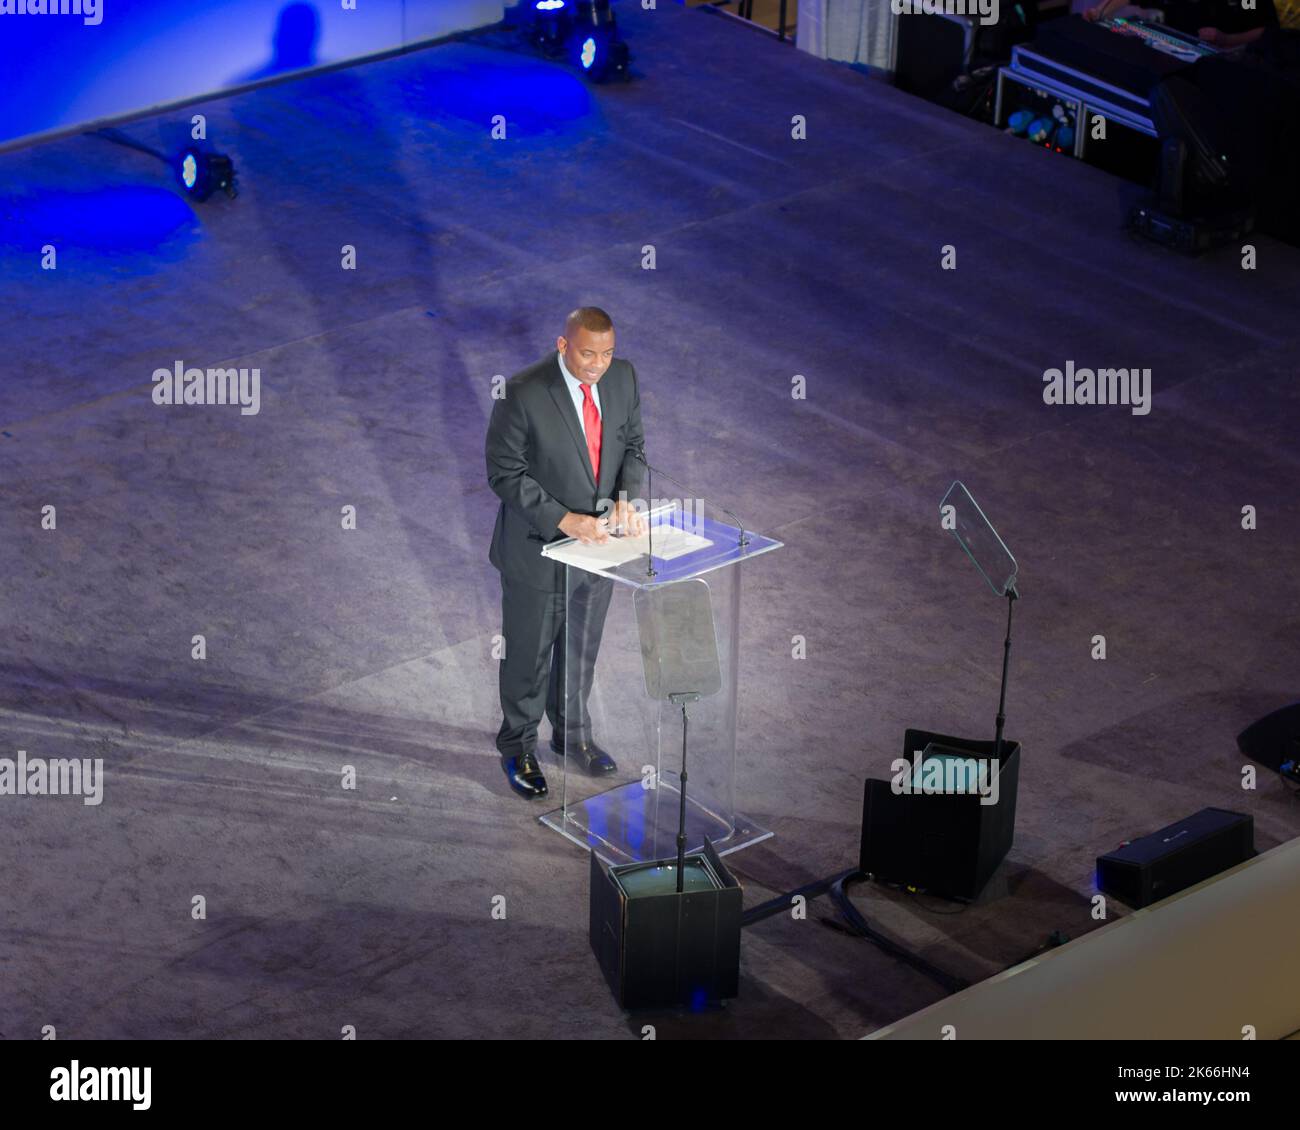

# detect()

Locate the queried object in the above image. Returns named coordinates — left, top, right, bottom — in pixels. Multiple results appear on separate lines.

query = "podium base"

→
left=541, top=773, right=771, bottom=865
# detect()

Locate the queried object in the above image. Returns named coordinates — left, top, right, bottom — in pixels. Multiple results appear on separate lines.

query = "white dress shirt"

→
left=557, top=350, right=601, bottom=439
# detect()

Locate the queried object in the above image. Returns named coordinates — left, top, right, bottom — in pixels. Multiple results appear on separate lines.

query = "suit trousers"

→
left=495, top=566, right=615, bottom=759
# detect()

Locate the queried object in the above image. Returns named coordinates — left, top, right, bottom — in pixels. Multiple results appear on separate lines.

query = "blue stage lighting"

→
left=175, top=147, right=237, bottom=202
left=525, top=0, right=574, bottom=56
left=0, top=186, right=196, bottom=260
left=568, top=1, right=630, bottom=82
left=522, top=0, right=630, bottom=80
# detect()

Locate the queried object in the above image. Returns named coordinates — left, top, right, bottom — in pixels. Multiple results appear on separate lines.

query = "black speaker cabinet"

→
left=1237, top=702, right=1300, bottom=771
left=589, top=838, right=742, bottom=1011
left=894, top=14, right=974, bottom=100
left=860, top=728, right=1020, bottom=901
left=1096, top=807, right=1255, bottom=909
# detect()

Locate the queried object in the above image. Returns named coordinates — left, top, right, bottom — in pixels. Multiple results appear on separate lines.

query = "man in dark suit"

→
left=486, top=307, right=647, bottom=800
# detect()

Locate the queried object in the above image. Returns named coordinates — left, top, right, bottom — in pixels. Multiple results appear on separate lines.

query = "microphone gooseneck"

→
left=629, top=445, right=750, bottom=550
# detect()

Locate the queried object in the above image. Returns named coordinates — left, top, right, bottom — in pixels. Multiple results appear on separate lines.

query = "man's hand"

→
left=1198, top=26, right=1226, bottom=45
left=609, top=499, right=647, bottom=538
left=559, top=511, right=611, bottom=545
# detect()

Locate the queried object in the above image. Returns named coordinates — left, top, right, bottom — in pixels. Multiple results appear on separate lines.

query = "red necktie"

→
left=582, top=383, right=601, bottom=482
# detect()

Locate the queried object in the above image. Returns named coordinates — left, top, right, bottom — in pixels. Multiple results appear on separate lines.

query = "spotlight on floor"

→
left=176, top=148, right=237, bottom=201
left=570, top=0, right=630, bottom=82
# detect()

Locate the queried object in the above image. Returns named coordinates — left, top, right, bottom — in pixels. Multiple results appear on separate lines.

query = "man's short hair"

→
left=564, top=307, right=614, bottom=338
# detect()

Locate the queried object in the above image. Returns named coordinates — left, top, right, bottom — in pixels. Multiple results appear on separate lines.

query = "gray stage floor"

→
left=1, top=4, right=1298, bottom=1039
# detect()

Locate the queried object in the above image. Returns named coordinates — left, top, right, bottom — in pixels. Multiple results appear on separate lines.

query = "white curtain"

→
left=797, top=0, right=897, bottom=72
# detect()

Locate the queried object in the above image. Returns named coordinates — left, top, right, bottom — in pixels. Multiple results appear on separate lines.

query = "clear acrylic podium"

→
left=539, top=500, right=782, bottom=865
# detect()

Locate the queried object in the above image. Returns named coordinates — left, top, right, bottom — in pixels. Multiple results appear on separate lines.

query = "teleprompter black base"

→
left=589, top=837, right=743, bottom=1011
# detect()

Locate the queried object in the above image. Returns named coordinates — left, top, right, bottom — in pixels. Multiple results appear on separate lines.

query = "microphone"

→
left=627, top=445, right=750, bottom=549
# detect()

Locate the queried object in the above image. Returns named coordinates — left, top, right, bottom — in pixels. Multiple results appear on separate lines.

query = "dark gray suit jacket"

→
left=487, top=353, right=645, bottom=589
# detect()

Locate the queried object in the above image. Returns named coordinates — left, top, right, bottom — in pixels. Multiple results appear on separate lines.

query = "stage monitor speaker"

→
left=1096, top=807, right=1254, bottom=909
left=1237, top=702, right=1300, bottom=771
left=589, top=838, right=742, bottom=1011
left=860, top=728, right=1020, bottom=902
left=894, top=14, right=974, bottom=100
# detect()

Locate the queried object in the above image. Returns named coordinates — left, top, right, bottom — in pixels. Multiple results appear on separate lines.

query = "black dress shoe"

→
left=502, top=751, right=549, bottom=799
left=550, top=737, right=617, bottom=776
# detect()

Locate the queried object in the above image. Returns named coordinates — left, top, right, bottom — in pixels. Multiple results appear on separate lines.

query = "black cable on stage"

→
left=735, top=866, right=969, bottom=995
left=829, top=871, right=970, bottom=995
left=84, top=126, right=170, bottom=166
left=738, top=864, right=1078, bottom=998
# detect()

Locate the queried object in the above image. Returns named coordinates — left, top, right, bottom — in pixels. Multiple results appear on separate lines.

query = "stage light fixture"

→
left=526, top=0, right=575, bottom=57
left=175, top=148, right=237, bottom=201
left=569, top=1, right=630, bottom=82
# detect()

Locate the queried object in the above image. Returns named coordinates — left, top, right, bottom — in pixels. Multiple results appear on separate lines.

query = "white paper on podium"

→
left=543, top=525, right=712, bottom=573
